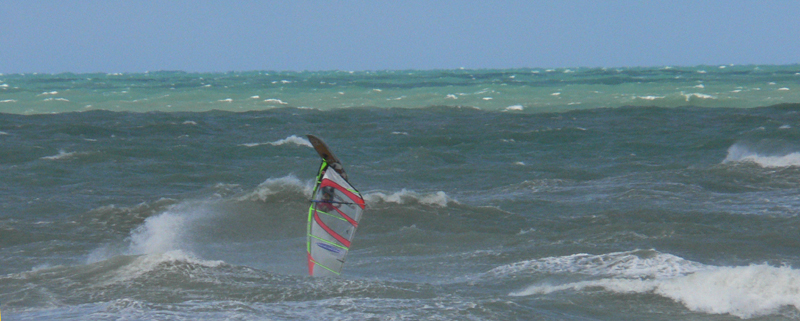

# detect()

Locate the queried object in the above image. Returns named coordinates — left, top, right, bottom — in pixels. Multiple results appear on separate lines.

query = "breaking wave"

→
left=503, top=250, right=800, bottom=319
left=489, top=249, right=706, bottom=280
left=364, top=189, right=454, bottom=207
left=83, top=175, right=466, bottom=277
left=724, top=143, right=800, bottom=168
left=40, top=150, right=80, bottom=160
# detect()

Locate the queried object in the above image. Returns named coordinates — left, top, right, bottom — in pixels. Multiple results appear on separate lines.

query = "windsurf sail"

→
left=306, top=153, right=365, bottom=277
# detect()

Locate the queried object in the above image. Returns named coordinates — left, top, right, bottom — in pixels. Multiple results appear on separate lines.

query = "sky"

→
left=2, top=0, right=799, bottom=73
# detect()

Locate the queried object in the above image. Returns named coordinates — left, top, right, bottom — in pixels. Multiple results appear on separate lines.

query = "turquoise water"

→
left=2, top=66, right=800, bottom=320
left=2, top=65, right=799, bottom=114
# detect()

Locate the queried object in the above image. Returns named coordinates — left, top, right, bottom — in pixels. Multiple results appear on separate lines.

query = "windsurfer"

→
left=318, top=186, right=337, bottom=212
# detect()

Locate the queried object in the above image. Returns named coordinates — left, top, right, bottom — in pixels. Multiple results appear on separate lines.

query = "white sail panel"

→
left=307, top=165, right=365, bottom=277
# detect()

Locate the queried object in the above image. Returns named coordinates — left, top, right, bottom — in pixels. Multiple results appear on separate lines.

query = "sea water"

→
left=2, top=65, right=800, bottom=320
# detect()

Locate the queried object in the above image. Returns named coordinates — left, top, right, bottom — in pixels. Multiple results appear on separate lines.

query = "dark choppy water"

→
left=2, top=67, right=800, bottom=320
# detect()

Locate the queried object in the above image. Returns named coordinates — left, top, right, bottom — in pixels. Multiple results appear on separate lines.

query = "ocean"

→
left=1, top=65, right=800, bottom=320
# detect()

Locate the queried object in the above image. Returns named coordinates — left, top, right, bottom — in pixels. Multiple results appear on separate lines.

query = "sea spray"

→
left=724, top=143, right=800, bottom=168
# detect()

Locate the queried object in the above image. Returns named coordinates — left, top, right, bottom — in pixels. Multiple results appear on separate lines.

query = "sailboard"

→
left=306, top=134, right=366, bottom=277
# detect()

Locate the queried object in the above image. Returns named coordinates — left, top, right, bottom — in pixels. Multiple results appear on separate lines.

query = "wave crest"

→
left=490, top=249, right=705, bottom=280
left=724, top=143, right=800, bottom=168
left=364, top=189, right=454, bottom=207
left=41, top=150, right=79, bottom=160
left=504, top=250, right=800, bottom=318
left=513, top=264, right=800, bottom=319
left=238, top=175, right=313, bottom=202
left=240, top=135, right=312, bottom=148
left=93, top=250, right=226, bottom=287
left=88, top=175, right=313, bottom=267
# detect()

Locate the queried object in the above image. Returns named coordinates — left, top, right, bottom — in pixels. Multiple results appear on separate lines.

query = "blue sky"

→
left=2, top=0, right=799, bottom=73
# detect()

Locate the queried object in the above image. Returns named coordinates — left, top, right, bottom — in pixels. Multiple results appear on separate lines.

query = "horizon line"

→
left=3, top=63, right=800, bottom=76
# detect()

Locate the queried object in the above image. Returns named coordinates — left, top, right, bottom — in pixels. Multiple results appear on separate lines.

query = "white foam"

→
left=694, top=84, right=705, bottom=89
left=182, top=120, right=197, bottom=125
left=482, top=97, right=493, bottom=100
left=120, top=200, right=237, bottom=260
left=682, top=92, right=716, bottom=101
left=0, top=99, right=17, bottom=103
left=365, top=189, right=453, bottom=207
left=41, top=150, right=77, bottom=160
left=391, top=131, right=409, bottom=135
left=779, top=87, right=790, bottom=91
left=724, top=144, right=800, bottom=168
left=240, top=135, right=312, bottom=148
left=85, top=201, right=230, bottom=284
left=263, top=98, right=288, bottom=105
left=0, top=131, right=8, bottom=135
left=551, top=92, right=561, bottom=96
left=490, top=250, right=705, bottom=280
left=218, top=98, right=233, bottom=102
left=636, top=96, right=665, bottom=100
left=511, top=264, right=800, bottom=319
left=128, top=208, right=193, bottom=255
left=0, top=84, right=8, bottom=88
left=517, top=228, right=536, bottom=235
left=250, top=95, right=260, bottom=99
left=780, top=125, right=791, bottom=129
left=446, top=94, right=458, bottom=99
left=505, top=105, right=524, bottom=111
